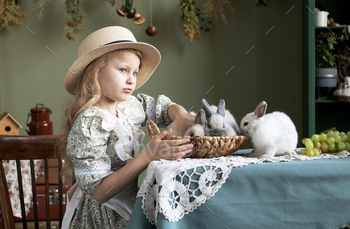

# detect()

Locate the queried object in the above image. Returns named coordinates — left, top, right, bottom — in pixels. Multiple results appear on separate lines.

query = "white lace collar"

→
left=116, top=96, right=145, bottom=126
left=85, top=96, right=146, bottom=161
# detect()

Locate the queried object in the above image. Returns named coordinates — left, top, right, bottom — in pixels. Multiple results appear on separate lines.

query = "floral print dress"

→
left=63, top=94, right=175, bottom=229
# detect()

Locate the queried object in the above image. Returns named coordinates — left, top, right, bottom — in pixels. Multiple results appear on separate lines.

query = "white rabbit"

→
left=184, top=109, right=206, bottom=137
left=202, top=99, right=239, bottom=136
left=240, top=101, right=298, bottom=159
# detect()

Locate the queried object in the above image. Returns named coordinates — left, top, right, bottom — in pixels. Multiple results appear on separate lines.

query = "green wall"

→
left=0, top=0, right=303, bottom=145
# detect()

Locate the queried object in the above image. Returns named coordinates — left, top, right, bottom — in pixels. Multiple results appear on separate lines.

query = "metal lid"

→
left=30, top=103, right=51, bottom=113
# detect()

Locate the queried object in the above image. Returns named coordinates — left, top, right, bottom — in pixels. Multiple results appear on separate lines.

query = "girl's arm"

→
left=137, top=94, right=195, bottom=130
left=93, top=127, right=193, bottom=203
left=168, top=104, right=195, bottom=136
left=92, top=152, right=148, bottom=203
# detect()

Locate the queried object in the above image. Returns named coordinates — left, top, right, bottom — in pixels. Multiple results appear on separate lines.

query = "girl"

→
left=60, top=26, right=194, bottom=228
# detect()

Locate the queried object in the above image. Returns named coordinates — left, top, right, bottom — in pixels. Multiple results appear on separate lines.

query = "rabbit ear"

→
left=254, top=101, right=267, bottom=118
left=202, top=99, right=214, bottom=118
left=217, top=99, right=226, bottom=117
left=194, top=109, right=206, bottom=125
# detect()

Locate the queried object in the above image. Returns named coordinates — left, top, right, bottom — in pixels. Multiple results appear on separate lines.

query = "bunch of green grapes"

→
left=301, top=130, right=350, bottom=157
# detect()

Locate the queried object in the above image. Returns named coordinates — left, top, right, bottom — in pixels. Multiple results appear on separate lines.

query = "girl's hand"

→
left=143, top=128, right=193, bottom=162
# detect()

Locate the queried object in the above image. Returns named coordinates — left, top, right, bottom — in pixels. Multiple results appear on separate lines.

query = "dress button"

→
left=129, top=136, right=131, bottom=140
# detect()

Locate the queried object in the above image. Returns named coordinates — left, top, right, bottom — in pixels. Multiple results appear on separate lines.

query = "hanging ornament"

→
left=127, top=8, right=136, bottom=18
left=125, top=0, right=136, bottom=18
left=125, top=0, right=133, bottom=12
left=117, top=0, right=127, bottom=17
left=132, top=0, right=145, bottom=25
left=133, top=13, right=145, bottom=25
left=146, top=0, right=157, bottom=36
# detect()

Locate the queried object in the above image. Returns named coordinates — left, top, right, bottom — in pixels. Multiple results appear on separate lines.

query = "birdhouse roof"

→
left=0, top=111, right=23, bottom=128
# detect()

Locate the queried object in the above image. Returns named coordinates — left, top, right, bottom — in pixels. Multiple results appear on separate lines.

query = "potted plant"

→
left=315, top=28, right=349, bottom=99
left=315, top=30, right=338, bottom=68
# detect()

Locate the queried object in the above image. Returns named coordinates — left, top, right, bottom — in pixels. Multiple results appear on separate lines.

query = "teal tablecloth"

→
left=126, top=151, right=350, bottom=229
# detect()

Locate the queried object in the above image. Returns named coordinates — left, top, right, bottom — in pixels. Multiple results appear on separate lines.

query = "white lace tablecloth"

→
left=137, top=149, right=350, bottom=225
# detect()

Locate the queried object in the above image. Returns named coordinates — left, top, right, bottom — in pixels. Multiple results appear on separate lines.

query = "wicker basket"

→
left=146, top=120, right=250, bottom=158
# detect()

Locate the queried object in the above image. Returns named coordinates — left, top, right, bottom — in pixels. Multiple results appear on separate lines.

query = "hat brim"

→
left=64, top=42, right=161, bottom=95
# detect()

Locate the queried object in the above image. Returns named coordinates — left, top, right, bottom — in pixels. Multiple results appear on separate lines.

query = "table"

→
left=126, top=150, right=350, bottom=229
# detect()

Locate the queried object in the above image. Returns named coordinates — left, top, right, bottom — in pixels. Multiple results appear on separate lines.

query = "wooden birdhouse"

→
left=0, top=111, right=23, bottom=135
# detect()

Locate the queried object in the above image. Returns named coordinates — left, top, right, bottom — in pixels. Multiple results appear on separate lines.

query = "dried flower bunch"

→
left=0, top=0, right=254, bottom=44
left=33, top=0, right=49, bottom=19
left=64, top=0, right=117, bottom=41
left=179, top=0, right=201, bottom=44
left=179, top=0, right=234, bottom=45
left=191, top=2, right=212, bottom=33
left=201, top=0, right=234, bottom=26
left=64, top=0, right=87, bottom=41
left=0, top=0, right=25, bottom=32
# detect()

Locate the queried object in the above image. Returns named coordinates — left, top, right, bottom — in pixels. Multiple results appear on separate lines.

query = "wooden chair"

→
left=0, top=135, right=65, bottom=229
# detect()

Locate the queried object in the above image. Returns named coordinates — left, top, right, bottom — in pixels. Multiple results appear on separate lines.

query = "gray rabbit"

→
left=202, top=99, right=240, bottom=136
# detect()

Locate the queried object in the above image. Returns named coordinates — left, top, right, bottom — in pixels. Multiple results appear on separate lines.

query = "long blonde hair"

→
left=60, top=49, right=143, bottom=175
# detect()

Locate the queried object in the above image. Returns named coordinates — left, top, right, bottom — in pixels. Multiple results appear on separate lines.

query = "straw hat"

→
left=64, top=26, right=161, bottom=95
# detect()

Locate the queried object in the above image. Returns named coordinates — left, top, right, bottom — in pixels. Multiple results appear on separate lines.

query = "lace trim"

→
left=74, top=164, right=111, bottom=176
left=137, top=150, right=350, bottom=225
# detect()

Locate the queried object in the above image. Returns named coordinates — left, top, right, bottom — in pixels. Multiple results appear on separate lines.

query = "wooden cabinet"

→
left=303, top=0, right=350, bottom=137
